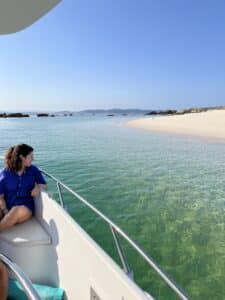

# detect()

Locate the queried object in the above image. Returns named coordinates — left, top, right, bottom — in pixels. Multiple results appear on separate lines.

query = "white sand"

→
left=127, top=110, right=225, bottom=139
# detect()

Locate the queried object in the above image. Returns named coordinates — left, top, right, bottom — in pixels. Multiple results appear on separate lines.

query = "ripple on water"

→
left=0, top=117, right=225, bottom=299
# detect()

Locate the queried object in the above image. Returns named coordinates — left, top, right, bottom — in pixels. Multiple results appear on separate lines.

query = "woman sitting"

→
left=0, top=144, right=47, bottom=231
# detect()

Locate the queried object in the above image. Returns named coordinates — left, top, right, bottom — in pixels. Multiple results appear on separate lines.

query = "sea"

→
left=1, top=114, right=225, bottom=300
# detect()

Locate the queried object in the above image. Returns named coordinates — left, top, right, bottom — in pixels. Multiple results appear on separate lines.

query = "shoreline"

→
left=127, top=110, right=225, bottom=140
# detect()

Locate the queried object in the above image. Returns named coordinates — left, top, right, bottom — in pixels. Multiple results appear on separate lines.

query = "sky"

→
left=1, top=0, right=225, bottom=111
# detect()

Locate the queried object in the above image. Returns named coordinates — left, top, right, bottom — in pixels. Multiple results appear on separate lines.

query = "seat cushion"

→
left=8, top=279, right=64, bottom=300
left=0, top=217, right=51, bottom=246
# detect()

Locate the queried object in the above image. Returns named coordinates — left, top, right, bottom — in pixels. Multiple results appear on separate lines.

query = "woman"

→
left=0, top=261, right=8, bottom=300
left=0, top=144, right=47, bottom=231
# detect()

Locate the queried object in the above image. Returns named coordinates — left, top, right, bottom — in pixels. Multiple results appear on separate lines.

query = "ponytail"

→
left=5, top=144, right=33, bottom=171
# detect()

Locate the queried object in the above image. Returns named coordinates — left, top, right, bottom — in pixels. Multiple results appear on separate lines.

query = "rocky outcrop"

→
left=37, top=113, right=49, bottom=117
left=0, top=113, right=29, bottom=118
left=159, top=110, right=177, bottom=115
left=0, top=113, right=7, bottom=118
left=145, top=106, right=225, bottom=117
left=145, top=111, right=158, bottom=115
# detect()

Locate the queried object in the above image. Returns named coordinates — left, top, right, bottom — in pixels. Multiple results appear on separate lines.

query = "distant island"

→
left=76, top=106, right=225, bottom=116
left=144, top=106, right=225, bottom=116
left=0, top=105, right=225, bottom=118
left=0, top=113, right=29, bottom=118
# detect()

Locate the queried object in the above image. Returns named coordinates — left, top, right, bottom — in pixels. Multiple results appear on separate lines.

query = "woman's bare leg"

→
left=0, top=206, right=32, bottom=232
left=0, top=262, right=8, bottom=300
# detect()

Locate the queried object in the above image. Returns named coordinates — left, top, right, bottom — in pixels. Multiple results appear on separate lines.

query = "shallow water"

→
left=1, top=115, right=225, bottom=299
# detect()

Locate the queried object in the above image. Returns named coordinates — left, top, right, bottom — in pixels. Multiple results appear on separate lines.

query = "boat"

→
left=0, top=1, right=189, bottom=299
left=0, top=169, right=188, bottom=300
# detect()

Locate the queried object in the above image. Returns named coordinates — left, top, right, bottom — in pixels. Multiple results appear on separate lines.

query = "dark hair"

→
left=5, top=144, right=34, bottom=172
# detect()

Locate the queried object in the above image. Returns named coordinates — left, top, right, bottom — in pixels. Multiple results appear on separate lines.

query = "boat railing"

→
left=0, top=254, right=41, bottom=300
left=41, top=169, right=189, bottom=300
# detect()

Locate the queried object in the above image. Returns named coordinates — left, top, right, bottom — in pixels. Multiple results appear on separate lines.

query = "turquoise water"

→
left=1, top=116, right=225, bottom=299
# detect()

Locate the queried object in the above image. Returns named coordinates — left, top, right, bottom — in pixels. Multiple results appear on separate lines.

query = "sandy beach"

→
left=127, top=110, right=225, bottom=139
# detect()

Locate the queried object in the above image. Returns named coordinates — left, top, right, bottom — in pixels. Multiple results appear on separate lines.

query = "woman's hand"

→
left=31, top=184, right=47, bottom=197
left=0, top=196, right=7, bottom=211
left=0, top=196, right=8, bottom=216
left=31, top=184, right=41, bottom=197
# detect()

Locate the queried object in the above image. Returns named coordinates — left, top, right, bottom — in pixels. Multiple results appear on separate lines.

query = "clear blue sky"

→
left=1, top=0, right=225, bottom=111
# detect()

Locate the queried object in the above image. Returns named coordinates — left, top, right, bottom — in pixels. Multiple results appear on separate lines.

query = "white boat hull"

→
left=0, top=192, right=152, bottom=300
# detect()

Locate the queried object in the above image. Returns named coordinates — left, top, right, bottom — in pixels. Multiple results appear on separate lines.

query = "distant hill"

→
left=77, top=109, right=149, bottom=114
left=1, top=106, right=225, bottom=118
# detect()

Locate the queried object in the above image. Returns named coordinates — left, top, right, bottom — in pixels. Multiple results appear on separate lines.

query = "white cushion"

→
left=0, top=217, right=51, bottom=246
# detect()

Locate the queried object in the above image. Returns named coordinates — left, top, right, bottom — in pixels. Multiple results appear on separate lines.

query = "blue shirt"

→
left=0, top=165, right=46, bottom=213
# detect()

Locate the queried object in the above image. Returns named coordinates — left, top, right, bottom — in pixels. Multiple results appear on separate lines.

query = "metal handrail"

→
left=0, top=254, right=41, bottom=300
left=41, top=169, right=189, bottom=300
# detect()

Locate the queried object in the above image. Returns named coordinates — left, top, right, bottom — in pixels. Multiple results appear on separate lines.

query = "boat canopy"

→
left=0, top=0, right=61, bottom=35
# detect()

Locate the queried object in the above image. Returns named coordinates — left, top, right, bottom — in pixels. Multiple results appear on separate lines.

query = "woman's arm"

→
left=31, top=184, right=47, bottom=197
left=0, top=195, right=8, bottom=215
